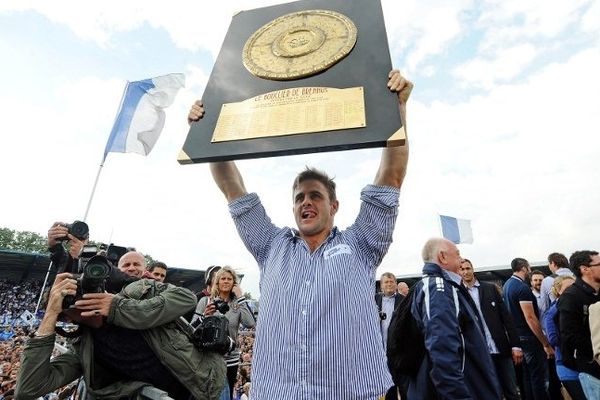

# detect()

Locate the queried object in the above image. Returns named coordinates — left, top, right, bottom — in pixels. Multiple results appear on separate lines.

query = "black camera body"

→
left=79, top=243, right=129, bottom=267
left=212, top=298, right=230, bottom=314
left=62, top=255, right=112, bottom=309
left=190, top=315, right=235, bottom=354
left=59, top=221, right=89, bottom=242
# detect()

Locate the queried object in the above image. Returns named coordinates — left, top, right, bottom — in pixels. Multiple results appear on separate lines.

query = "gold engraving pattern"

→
left=243, top=10, right=357, bottom=80
left=211, top=87, right=365, bottom=142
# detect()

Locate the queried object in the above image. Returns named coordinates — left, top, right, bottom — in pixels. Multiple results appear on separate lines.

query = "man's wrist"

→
left=37, top=312, right=59, bottom=336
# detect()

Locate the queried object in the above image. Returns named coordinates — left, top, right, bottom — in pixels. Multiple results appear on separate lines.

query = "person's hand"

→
left=543, top=344, right=555, bottom=359
left=141, top=270, right=154, bottom=280
left=203, top=301, right=217, bottom=316
left=48, top=222, right=68, bottom=247
left=512, top=348, right=524, bottom=365
left=232, top=284, right=243, bottom=298
left=47, top=273, right=78, bottom=316
left=67, top=234, right=85, bottom=259
left=387, top=69, right=413, bottom=105
left=187, top=100, right=205, bottom=125
left=74, top=293, right=115, bottom=318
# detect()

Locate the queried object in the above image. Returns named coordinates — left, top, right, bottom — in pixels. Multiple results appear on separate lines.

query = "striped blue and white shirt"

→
left=229, top=184, right=398, bottom=400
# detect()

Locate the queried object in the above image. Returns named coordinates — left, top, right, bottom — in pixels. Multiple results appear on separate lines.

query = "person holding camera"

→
left=192, top=266, right=255, bottom=400
left=15, top=266, right=227, bottom=400
left=47, top=222, right=90, bottom=273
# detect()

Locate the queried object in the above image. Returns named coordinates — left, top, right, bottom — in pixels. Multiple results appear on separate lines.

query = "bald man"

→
left=406, top=238, right=502, bottom=400
left=397, top=281, right=409, bottom=296
left=117, top=251, right=147, bottom=278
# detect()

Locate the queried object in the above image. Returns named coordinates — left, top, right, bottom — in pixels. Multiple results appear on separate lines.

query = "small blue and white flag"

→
left=19, top=310, right=35, bottom=324
left=103, top=73, right=185, bottom=162
left=440, top=215, right=473, bottom=244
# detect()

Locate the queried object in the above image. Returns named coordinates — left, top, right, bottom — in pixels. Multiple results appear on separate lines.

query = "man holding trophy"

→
left=188, top=68, right=411, bottom=400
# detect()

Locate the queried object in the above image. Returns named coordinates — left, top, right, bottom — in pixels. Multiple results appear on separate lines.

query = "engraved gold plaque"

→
left=242, top=10, right=357, bottom=80
left=212, top=87, right=365, bottom=142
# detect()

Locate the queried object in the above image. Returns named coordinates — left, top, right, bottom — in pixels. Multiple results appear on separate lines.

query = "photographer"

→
left=192, top=267, right=255, bottom=400
left=15, top=257, right=227, bottom=400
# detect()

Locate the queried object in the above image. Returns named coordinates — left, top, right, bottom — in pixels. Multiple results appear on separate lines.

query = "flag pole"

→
left=83, top=163, right=104, bottom=222
left=82, top=81, right=129, bottom=222
left=34, top=260, right=53, bottom=317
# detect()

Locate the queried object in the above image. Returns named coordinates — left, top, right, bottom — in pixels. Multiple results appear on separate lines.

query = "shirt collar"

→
left=289, top=226, right=338, bottom=240
left=446, top=270, right=463, bottom=285
left=464, top=279, right=480, bottom=289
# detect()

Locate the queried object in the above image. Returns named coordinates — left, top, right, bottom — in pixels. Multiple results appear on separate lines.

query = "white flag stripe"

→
left=456, top=218, right=473, bottom=244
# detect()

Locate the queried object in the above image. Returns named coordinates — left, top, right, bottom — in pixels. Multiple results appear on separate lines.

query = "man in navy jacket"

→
left=408, top=238, right=502, bottom=400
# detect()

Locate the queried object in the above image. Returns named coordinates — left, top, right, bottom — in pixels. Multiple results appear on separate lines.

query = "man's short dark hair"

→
left=511, top=257, right=529, bottom=272
left=547, top=252, right=569, bottom=269
left=148, top=261, right=167, bottom=272
left=531, top=270, right=545, bottom=277
left=292, top=167, right=336, bottom=202
left=569, top=250, right=599, bottom=278
left=461, top=259, right=473, bottom=267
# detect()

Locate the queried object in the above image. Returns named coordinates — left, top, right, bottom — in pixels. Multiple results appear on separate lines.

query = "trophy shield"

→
left=179, top=0, right=404, bottom=164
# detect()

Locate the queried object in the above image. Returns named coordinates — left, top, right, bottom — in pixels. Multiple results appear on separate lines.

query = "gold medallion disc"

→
left=242, top=10, right=357, bottom=80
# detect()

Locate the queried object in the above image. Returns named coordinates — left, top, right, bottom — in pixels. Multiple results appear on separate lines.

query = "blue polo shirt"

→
left=503, top=275, right=540, bottom=337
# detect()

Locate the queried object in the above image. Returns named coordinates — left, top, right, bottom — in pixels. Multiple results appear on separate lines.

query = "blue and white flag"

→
left=19, top=310, right=35, bottom=324
left=440, top=215, right=473, bottom=244
left=103, top=73, right=185, bottom=162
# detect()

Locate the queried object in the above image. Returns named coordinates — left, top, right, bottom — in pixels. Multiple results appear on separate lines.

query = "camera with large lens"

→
left=59, top=220, right=89, bottom=242
left=62, top=255, right=112, bottom=309
left=190, top=315, right=235, bottom=354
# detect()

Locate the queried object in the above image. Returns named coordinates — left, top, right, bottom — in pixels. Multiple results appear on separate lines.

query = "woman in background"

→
left=193, top=266, right=256, bottom=399
left=544, top=275, right=586, bottom=399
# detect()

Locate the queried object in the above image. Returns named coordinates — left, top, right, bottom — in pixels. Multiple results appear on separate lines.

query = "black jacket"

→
left=476, top=281, right=520, bottom=357
left=557, top=278, right=600, bottom=378
left=375, top=292, right=403, bottom=313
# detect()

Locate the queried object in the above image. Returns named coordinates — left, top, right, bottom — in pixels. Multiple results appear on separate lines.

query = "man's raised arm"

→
left=187, top=100, right=248, bottom=202
left=209, top=161, right=248, bottom=203
left=374, top=69, right=413, bottom=188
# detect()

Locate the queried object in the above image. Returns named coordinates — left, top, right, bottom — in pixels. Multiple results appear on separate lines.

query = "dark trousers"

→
left=226, top=365, right=238, bottom=400
left=520, top=336, right=549, bottom=400
left=547, top=359, right=562, bottom=400
left=491, top=354, right=520, bottom=400
left=562, top=379, right=587, bottom=400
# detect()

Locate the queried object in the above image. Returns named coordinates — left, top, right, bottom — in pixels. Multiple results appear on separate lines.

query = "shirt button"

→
left=305, top=280, right=310, bottom=285
left=301, top=309, right=307, bottom=316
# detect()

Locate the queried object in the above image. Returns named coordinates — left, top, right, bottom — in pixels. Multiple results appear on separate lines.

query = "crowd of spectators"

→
left=233, top=328, right=255, bottom=400
left=0, top=326, right=28, bottom=400
left=0, top=279, right=42, bottom=326
left=0, top=278, right=41, bottom=400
